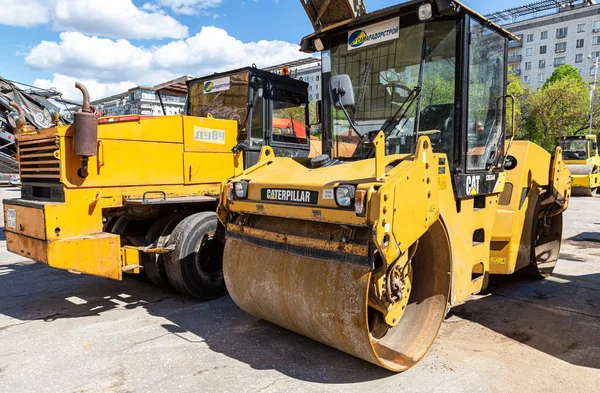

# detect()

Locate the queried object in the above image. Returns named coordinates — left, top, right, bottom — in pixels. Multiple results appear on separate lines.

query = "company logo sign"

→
left=347, top=18, right=400, bottom=51
left=204, top=81, right=215, bottom=92
left=261, top=188, right=319, bottom=205
left=202, top=76, right=231, bottom=94
left=348, top=30, right=367, bottom=48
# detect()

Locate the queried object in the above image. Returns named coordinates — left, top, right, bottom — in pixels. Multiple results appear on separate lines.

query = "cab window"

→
left=561, top=139, right=588, bottom=160
left=271, top=88, right=309, bottom=145
left=467, top=19, right=506, bottom=171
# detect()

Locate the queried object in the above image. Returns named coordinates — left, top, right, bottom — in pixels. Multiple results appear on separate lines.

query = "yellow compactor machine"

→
left=3, top=67, right=312, bottom=298
left=560, top=134, right=600, bottom=196
left=218, top=0, right=572, bottom=371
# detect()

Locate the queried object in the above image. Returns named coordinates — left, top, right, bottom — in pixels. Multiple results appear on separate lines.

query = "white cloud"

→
left=1, top=0, right=188, bottom=40
left=2, top=0, right=52, bottom=27
left=26, top=32, right=155, bottom=83
left=156, top=0, right=223, bottom=15
left=26, top=27, right=308, bottom=100
left=34, top=74, right=137, bottom=102
left=53, top=0, right=188, bottom=39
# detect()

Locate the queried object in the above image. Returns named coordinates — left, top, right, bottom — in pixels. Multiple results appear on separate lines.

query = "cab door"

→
left=245, top=75, right=266, bottom=168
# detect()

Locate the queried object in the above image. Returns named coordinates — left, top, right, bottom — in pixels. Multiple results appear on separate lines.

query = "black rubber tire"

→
left=103, top=216, right=119, bottom=233
left=110, top=217, right=131, bottom=236
left=163, top=212, right=226, bottom=300
left=141, top=212, right=191, bottom=290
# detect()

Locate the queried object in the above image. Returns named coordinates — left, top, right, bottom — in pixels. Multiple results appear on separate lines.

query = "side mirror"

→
left=330, top=75, right=355, bottom=110
left=593, top=142, right=598, bottom=151
left=232, top=140, right=250, bottom=154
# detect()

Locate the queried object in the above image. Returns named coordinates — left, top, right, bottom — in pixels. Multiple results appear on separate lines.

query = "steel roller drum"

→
left=566, top=164, right=597, bottom=175
left=223, top=220, right=451, bottom=372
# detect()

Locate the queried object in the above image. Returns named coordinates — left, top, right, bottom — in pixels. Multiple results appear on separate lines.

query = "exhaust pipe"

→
left=73, top=82, right=98, bottom=178
left=9, top=102, right=27, bottom=131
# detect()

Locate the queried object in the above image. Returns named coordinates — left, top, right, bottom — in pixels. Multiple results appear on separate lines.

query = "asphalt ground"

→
left=0, top=186, right=599, bottom=393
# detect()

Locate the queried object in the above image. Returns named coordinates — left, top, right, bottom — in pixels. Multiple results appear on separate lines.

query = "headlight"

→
left=234, top=181, right=248, bottom=199
left=335, top=185, right=355, bottom=207
left=418, top=3, right=433, bottom=21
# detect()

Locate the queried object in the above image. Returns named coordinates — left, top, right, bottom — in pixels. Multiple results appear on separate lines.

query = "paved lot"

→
left=0, top=187, right=599, bottom=393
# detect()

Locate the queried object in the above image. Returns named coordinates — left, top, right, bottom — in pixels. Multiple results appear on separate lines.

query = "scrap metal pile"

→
left=0, top=77, right=72, bottom=173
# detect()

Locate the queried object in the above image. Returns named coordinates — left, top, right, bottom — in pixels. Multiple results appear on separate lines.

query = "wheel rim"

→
left=195, top=231, right=224, bottom=283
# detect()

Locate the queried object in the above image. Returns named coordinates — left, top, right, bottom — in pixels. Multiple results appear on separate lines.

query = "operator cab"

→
left=301, top=0, right=515, bottom=198
left=187, top=67, right=311, bottom=167
left=560, top=135, right=598, bottom=162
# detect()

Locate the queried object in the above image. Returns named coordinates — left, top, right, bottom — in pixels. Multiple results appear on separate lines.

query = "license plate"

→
left=7, top=208, right=16, bottom=229
left=261, top=188, right=319, bottom=205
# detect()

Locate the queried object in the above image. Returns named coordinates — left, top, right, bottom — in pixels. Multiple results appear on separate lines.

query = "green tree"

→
left=525, top=76, right=590, bottom=150
left=542, top=64, right=583, bottom=89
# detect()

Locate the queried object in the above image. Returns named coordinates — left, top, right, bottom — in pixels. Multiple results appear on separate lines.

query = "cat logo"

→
left=466, top=175, right=481, bottom=196
left=348, top=30, right=367, bottom=48
left=204, top=81, right=215, bottom=93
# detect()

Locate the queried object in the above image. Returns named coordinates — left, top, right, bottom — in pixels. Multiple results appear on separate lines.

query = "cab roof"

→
left=300, top=0, right=519, bottom=53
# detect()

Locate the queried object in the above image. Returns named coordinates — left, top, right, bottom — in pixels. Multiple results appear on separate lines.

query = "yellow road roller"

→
left=560, top=135, right=600, bottom=196
left=218, top=0, right=572, bottom=371
left=3, top=66, right=312, bottom=298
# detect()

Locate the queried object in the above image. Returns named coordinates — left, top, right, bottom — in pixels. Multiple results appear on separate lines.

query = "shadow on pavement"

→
left=451, top=272, right=600, bottom=370
left=0, top=260, right=391, bottom=383
left=568, top=232, right=600, bottom=242
left=1, top=258, right=599, bottom=380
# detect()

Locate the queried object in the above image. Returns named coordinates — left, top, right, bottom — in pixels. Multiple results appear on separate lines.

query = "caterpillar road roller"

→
left=560, top=134, right=600, bottom=196
left=2, top=66, right=312, bottom=298
left=218, top=0, right=572, bottom=371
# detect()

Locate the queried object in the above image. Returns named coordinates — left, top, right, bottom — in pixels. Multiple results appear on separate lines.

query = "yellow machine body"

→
left=218, top=136, right=570, bottom=371
left=561, top=134, right=600, bottom=196
left=218, top=0, right=572, bottom=372
left=3, top=67, right=311, bottom=297
left=4, top=115, right=240, bottom=280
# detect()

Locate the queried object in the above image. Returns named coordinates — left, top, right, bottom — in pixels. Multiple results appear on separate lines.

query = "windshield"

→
left=561, top=139, right=589, bottom=160
left=328, top=17, right=507, bottom=172
left=271, top=88, right=309, bottom=146
left=330, top=19, right=458, bottom=162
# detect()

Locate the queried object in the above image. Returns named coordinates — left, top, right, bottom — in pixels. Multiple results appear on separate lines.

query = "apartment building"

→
left=489, top=0, right=600, bottom=91
left=93, top=76, right=191, bottom=117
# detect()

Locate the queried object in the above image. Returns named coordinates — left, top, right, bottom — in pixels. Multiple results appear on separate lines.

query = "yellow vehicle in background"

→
left=560, top=135, right=600, bottom=196
left=3, top=66, right=312, bottom=298
left=218, top=0, right=571, bottom=372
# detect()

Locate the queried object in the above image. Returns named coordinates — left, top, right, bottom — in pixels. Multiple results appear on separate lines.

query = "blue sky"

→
left=0, top=0, right=529, bottom=100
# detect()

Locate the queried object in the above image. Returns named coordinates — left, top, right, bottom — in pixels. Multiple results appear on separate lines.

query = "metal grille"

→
left=18, top=135, right=60, bottom=183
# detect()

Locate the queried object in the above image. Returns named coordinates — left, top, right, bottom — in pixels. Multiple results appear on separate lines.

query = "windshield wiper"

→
left=356, top=86, right=421, bottom=159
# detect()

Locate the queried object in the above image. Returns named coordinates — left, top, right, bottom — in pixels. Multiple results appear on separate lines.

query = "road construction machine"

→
left=560, top=134, right=600, bottom=196
left=3, top=66, right=311, bottom=298
left=218, top=0, right=571, bottom=372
